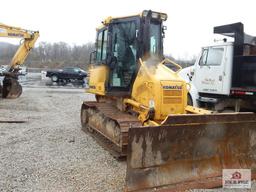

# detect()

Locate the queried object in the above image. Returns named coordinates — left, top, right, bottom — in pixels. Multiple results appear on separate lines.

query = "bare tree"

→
left=0, top=41, right=94, bottom=69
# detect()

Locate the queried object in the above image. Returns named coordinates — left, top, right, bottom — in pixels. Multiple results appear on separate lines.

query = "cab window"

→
left=149, top=23, right=161, bottom=55
left=96, top=29, right=108, bottom=62
left=63, top=67, right=74, bottom=72
left=199, top=47, right=224, bottom=66
left=199, top=49, right=208, bottom=65
left=110, top=20, right=137, bottom=88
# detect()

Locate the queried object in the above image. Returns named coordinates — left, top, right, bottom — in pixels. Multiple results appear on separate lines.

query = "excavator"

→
left=80, top=10, right=256, bottom=191
left=0, top=23, right=39, bottom=98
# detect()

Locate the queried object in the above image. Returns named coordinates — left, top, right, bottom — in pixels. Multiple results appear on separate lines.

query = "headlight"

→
left=151, top=12, right=159, bottom=19
left=142, top=10, right=168, bottom=21
left=160, top=13, right=167, bottom=21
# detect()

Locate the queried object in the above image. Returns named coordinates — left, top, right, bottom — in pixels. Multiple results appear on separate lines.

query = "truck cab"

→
left=180, top=23, right=256, bottom=112
left=193, top=42, right=234, bottom=96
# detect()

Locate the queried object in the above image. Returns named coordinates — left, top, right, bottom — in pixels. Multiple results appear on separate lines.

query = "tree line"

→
left=0, top=42, right=195, bottom=70
left=0, top=42, right=94, bottom=70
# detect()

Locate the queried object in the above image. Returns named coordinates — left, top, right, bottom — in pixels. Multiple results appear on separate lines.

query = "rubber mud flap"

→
left=125, top=113, right=256, bottom=192
left=2, top=77, right=22, bottom=99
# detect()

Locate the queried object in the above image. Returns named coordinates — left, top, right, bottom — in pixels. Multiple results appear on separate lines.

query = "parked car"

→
left=46, top=67, right=87, bottom=85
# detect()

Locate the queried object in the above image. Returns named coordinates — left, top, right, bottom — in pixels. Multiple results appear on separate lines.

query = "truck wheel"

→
left=61, top=79, right=67, bottom=85
left=51, top=75, right=58, bottom=82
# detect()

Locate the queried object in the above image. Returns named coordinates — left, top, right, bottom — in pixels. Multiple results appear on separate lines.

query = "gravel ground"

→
left=0, top=74, right=255, bottom=192
left=0, top=86, right=126, bottom=192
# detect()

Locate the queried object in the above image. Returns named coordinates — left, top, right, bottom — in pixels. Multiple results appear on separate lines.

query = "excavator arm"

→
left=0, top=23, right=39, bottom=98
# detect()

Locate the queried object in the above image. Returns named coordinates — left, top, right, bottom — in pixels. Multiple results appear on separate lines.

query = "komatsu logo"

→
left=163, top=85, right=182, bottom=90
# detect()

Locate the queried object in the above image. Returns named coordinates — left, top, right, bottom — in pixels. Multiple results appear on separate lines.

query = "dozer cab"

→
left=0, top=23, right=39, bottom=98
left=80, top=10, right=256, bottom=191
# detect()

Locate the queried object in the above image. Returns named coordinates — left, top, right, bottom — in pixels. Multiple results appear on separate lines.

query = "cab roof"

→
left=96, top=10, right=167, bottom=31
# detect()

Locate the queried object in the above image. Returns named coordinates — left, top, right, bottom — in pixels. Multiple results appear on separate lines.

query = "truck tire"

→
left=51, top=75, right=58, bottom=82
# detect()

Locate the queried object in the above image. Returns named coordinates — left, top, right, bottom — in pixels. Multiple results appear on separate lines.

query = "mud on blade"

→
left=126, top=113, right=256, bottom=192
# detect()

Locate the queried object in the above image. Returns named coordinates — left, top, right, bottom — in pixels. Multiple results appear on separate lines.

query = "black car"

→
left=46, top=67, right=87, bottom=84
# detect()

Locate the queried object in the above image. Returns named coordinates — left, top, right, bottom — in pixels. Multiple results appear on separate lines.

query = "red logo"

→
left=231, top=171, right=242, bottom=179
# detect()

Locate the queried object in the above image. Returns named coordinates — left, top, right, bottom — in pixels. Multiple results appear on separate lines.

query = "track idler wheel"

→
left=80, top=104, right=94, bottom=133
left=2, top=77, right=22, bottom=99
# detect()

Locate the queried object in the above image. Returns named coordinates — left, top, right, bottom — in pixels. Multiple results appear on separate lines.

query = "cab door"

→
left=194, top=46, right=226, bottom=95
left=107, top=18, right=139, bottom=94
left=88, top=27, right=109, bottom=95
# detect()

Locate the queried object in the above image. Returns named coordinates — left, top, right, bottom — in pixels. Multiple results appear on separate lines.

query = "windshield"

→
left=74, top=68, right=81, bottom=72
left=110, top=20, right=137, bottom=88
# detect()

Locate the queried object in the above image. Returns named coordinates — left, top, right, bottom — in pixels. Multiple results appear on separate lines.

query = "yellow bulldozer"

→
left=80, top=10, right=256, bottom=191
left=0, top=23, right=39, bottom=98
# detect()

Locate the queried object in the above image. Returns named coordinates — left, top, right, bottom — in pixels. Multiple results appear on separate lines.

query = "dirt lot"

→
left=0, top=84, right=126, bottom=192
left=0, top=74, right=254, bottom=192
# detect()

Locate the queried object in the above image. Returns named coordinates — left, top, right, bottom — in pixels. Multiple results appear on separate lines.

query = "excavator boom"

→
left=0, top=23, right=39, bottom=98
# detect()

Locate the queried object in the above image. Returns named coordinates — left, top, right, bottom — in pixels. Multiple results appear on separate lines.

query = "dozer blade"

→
left=2, top=77, right=22, bottom=99
left=126, top=113, right=256, bottom=192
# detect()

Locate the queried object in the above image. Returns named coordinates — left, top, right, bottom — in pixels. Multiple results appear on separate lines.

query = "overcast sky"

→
left=1, top=0, right=256, bottom=59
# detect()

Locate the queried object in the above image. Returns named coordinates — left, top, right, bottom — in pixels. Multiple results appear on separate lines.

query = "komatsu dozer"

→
left=0, top=23, right=39, bottom=98
left=80, top=10, right=256, bottom=191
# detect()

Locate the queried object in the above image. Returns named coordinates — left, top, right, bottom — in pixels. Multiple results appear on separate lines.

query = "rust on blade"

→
left=126, top=113, right=256, bottom=192
left=162, top=112, right=256, bottom=125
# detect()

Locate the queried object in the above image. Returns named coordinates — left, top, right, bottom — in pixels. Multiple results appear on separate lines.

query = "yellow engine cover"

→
left=131, top=61, right=188, bottom=121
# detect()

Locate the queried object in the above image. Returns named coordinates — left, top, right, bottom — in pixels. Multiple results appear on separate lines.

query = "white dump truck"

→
left=179, top=22, right=256, bottom=112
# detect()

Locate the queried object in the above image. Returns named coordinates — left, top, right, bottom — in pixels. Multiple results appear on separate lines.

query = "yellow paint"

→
left=185, top=105, right=212, bottom=114
left=87, top=64, right=109, bottom=95
left=87, top=11, right=212, bottom=125
left=131, top=58, right=188, bottom=122
left=97, top=14, right=140, bottom=31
